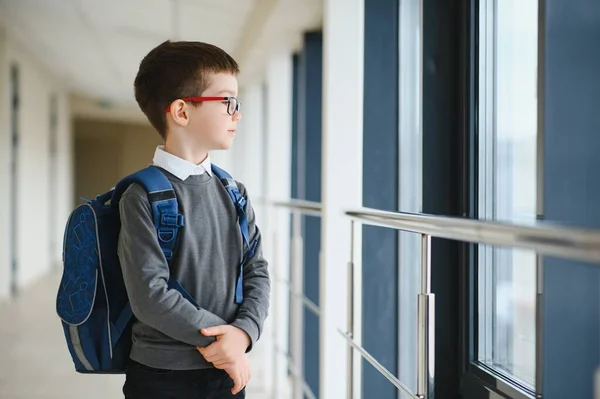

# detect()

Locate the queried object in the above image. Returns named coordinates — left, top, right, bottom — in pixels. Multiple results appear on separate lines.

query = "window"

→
left=477, top=0, right=538, bottom=392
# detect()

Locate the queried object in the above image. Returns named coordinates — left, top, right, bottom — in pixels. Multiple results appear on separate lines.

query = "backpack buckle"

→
left=236, top=197, right=246, bottom=209
left=161, top=213, right=185, bottom=227
left=158, top=227, right=176, bottom=243
left=162, top=249, right=173, bottom=261
left=233, top=194, right=246, bottom=215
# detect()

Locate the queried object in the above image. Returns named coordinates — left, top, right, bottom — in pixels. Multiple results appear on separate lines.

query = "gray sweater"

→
left=117, top=169, right=270, bottom=370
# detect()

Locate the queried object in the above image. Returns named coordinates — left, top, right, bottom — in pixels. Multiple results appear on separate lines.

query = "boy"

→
left=118, top=40, right=271, bottom=398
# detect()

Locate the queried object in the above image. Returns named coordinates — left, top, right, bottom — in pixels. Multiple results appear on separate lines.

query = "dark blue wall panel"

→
left=422, top=0, right=461, bottom=396
left=290, top=53, right=300, bottom=378
left=297, top=31, right=323, bottom=398
left=362, top=0, right=399, bottom=397
left=541, top=1, right=600, bottom=397
left=291, top=53, right=300, bottom=200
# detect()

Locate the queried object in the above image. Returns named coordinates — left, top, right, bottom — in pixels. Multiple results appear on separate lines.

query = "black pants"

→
left=123, top=360, right=246, bottom=399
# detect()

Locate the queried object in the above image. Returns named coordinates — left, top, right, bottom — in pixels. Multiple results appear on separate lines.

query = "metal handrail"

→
left=270, top=200, right=600, bottom=399
left=268, top=201, right=600, bottom=263
left=267, top=201, right=600, bottom=262
left=343, top=207, right=600, bottom=398
left=269, top=199, right=323, bottom=217
left=346, top=207, right=600, bottom=264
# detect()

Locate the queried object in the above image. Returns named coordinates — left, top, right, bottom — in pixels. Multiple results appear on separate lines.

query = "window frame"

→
left=459, top=0, right=541, bottom=398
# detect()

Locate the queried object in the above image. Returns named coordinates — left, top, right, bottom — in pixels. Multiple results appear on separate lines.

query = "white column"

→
left=320, top=1, right=364, bottom=399
left=0, top=26, right=9, bottom=301
left=234, top=83, right=271, bottom=395
left=53, top=93, right=74, bottom=270
left=265, top=53, right=293, bottom=399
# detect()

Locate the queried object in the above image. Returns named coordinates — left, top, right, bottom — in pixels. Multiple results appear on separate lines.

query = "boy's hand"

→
left=197, top=325, right=251, bottom=367
left=224, top=354, right=252, bottom=395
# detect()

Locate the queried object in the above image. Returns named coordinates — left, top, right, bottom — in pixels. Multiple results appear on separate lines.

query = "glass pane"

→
left=477, top=0, right=538, bottom=390
left=398, top=0, right=422, bottom=395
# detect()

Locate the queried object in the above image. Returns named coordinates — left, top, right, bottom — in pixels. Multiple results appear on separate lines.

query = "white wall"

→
left=320, top=0, right=365, bottom=397
left=264, top=53, right=294, bottom=399
left=0, top=27, right=9, bottom=301
left=0, top=30, right=73, bottom=300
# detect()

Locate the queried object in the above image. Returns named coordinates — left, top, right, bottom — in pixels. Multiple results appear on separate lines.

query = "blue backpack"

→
left=56, top=165, right=257, bottom=374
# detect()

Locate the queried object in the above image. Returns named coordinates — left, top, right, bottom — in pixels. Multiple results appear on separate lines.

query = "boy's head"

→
left=134, top=40, right=241, bottom=151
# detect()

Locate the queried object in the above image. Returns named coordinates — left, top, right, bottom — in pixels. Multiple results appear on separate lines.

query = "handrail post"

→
left=290, top=210, right=304, bottom=399
left=346, top=220, right=356, bottom=399
left=417, top=234, right=435, bottom=399
left=271, top=227, right=279, bottom=399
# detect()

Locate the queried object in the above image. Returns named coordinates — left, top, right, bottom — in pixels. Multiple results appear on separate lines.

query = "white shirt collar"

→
left=152, top=145, right=213, bottom=181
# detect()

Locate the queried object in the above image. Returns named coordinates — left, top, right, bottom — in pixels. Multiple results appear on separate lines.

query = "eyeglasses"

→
left=164, top=96, right=240, bottom=116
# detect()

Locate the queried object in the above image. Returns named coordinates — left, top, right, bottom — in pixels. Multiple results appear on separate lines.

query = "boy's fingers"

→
left=236, top=364, right=248, bottom=394
left=203, top=353, right=218, bottom=362
left=196, top=346, right=207, bottom=357
left=201, top=351, right=223, bottom=363
left=197, top=343, right=219, bottom=358
left=200, top=325, right=227, bottom=337
left=231, top=376, right=243, bottom=395
left=213, top=360, right=232, bottom=369
left=213, top=358, right=230, bottom=366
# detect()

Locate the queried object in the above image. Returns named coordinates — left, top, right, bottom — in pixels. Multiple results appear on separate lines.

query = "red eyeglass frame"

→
left=164, top=96, right=239, bottom=114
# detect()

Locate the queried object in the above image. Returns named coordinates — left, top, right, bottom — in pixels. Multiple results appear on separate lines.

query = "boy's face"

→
left=179, top=72, right=241, bottom=151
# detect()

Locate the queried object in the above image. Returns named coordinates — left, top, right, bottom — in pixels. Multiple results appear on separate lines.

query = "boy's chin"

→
left=216, top=139, right=234, bottom=150
left=204, top=140, right=233, bottom=152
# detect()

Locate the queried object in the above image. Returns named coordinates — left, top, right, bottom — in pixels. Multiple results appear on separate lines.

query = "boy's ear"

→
left=168, top=99, right=190, bottom=127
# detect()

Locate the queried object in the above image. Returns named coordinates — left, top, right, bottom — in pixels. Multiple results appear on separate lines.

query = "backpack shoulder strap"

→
left=212, top=164, right=256, bottom=304
left=211, top=164, right=249, bottom=247
left=112, top=166, right=184, bottom=264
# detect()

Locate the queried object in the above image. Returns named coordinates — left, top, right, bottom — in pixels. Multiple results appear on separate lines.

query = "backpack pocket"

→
left=57, top=204, right=103, bottom=371
left=58, top=204, right=99, bottom=325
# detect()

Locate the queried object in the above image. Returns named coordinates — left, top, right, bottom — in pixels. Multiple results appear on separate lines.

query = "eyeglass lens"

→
left=227, top=98, right=240, bottom=115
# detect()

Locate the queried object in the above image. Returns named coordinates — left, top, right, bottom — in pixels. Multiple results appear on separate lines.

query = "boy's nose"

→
left=233, top=110, right=242, bottom=122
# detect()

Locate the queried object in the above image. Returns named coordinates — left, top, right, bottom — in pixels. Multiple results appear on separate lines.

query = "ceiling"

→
left=0, top=0, right=321, bottom=118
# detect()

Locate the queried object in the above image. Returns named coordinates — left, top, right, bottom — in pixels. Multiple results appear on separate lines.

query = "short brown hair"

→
left=134, top=40, right=239, bottom=138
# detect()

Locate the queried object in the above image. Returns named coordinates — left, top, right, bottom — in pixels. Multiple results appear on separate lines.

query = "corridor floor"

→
left=0, top=270, right=266, bottom=398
